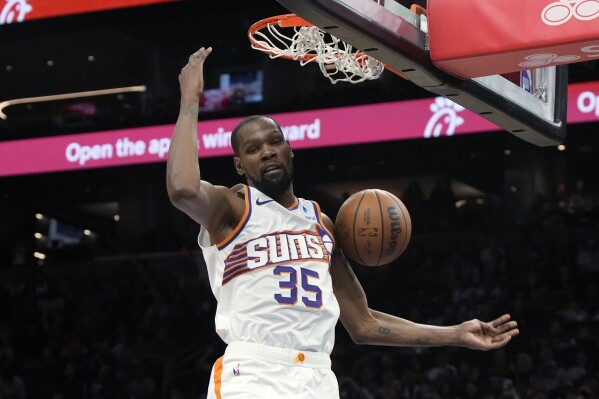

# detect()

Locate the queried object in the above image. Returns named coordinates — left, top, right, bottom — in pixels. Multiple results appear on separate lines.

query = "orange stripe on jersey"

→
left=223, top=262, right=250, bottom=278
left=225, top=256, right=250, bottom=269
left=229, top=245, right=248, bottom=257
left=311, top=200, right=335, bottom=245
left=216, top=185, right=251, bottom=250
left=213, top=356, right=223, bottom=399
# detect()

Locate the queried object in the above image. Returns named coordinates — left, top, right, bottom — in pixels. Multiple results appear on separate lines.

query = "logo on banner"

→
left=0, top=0, right=32, bottom=24
left=541, top=0, right=599, bottom=26
left=519, top=53, right=581, bottom=68
left=423, top=97, right=465, bottom=138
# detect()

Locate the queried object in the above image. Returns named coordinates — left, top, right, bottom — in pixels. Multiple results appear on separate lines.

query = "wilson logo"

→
left=386, top=206, right=402, bottom=255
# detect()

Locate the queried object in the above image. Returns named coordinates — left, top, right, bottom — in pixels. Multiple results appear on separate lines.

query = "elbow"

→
left=166, top=166, right=201, bottom=203
left=341, top=310, right=379, bottom=345
left=345, top=324, right=371, bottom=345
left=350, top=334, right=368, bottom=345
left=167, top=182, right=200, bottom=206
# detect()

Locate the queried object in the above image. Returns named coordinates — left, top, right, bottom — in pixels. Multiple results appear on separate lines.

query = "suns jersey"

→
left=198, top=185, right=340, bottom=354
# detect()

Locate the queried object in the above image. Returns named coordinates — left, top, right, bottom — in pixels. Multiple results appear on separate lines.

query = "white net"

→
left=250, top=24, right=385, bottom=84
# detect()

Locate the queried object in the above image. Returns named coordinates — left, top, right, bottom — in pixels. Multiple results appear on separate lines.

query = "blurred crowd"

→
left=1, top=180, right=598, bottom=399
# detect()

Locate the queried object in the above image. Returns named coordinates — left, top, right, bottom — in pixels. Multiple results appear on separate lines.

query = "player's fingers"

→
left=501, top=320, right=518, bottom=331
left=489, top=334, right=512, bottom=349
left=492, top=327, right=520, bottom=343
left=478, top=320, right=498, bottom=334
left=494, top=321, right=518, bottom=337
left=189, top=47, right=205, bottom=63
left=197, top=47, right=213, bottom=62
left=495, top=326, right=519, bottom=340
left=490, top=314, right=511, bottom=328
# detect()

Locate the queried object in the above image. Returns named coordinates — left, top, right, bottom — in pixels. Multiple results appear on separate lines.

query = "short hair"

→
left=231, top=115, right=284, bottom=156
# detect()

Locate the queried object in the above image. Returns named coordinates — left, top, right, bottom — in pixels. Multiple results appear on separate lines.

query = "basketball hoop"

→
left=248, top=14, right=386, bottom=84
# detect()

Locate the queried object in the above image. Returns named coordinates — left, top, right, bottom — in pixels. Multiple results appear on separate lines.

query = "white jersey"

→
left=198, top=185, right=340, bottom=354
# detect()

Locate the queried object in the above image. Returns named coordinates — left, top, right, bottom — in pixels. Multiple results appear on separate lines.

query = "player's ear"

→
left=287, top=141, right=294, bottom=158
left=233, top=157, right=244, bottom=176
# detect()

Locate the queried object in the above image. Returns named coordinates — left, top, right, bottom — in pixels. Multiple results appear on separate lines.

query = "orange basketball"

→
left=335, top=189, right=412, bottom=266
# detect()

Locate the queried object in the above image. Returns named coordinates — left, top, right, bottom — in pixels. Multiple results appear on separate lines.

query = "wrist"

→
left=179, top=101, right=200, bottom=115
left=452, top=325, right=463, bottom=346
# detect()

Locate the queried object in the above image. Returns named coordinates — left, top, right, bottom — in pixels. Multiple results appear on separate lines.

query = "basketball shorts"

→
left=206, top=341, right=339, bottom=399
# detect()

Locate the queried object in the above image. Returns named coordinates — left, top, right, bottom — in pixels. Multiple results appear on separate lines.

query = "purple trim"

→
left=216, top=185, right=252, bottom=250
left=310, top=200, right=322, bottom=224
left=288, top=198, right=300, bottom=210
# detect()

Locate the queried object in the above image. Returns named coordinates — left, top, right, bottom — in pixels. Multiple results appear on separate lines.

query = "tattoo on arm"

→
left=378, top=326, right=391, bottom=335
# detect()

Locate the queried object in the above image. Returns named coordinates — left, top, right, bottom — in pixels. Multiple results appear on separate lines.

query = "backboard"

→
left=273, top=0, right=568, bottom=147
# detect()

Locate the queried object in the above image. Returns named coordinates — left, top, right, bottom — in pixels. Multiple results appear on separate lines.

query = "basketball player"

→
left=167, top=47, right=519, bottom=398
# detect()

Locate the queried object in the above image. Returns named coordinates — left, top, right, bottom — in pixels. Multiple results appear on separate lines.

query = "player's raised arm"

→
left=321, top=214, right=519, bottom=350
left=166, top=48, right=240, bottom=232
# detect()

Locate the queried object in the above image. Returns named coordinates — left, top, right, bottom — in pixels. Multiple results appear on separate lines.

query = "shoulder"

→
left=202, top=183, right=248, bottom=243
left=203, top=182, right=245, bottom=203
left=201, top=182, right=246, bottom=219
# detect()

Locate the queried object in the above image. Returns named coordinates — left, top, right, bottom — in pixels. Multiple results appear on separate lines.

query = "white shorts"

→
left=206, top=341, right=339, bottom=399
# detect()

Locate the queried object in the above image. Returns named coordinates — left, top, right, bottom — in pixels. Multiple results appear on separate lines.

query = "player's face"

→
left=234, top=118, right=294, bottom=197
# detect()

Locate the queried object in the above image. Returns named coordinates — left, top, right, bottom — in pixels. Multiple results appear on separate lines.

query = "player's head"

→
left=232, top=115, right=294, bottom=197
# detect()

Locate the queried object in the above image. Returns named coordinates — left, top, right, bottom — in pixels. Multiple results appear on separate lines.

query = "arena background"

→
left=0, top=1, right=598, bottom=398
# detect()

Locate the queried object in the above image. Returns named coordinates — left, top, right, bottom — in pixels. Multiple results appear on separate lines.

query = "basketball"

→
left=335, top=189, right=412, bottom=266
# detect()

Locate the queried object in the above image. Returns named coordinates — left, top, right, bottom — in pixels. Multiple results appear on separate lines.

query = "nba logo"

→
left=302, top=205, right=317, bottom=221
left=520, top=70, right=534, bottom=95
left=233, top=363, right=240, bottom=376
left=357, top=228, right=378, bottom=237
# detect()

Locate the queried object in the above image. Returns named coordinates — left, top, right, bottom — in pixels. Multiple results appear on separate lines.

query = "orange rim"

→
left=248, top=13, right=409, bottom=80
left=248, top=13, right=370, bottom=64
left=249, top=14, right=320, bottom=62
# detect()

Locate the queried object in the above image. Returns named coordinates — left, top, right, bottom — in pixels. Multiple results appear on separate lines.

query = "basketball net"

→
left=248, top=14, right=385, bottom=84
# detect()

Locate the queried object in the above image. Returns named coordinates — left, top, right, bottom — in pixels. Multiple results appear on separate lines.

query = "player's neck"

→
left=252, top=184, right=295, bottom=207
left=274, top=188, right=296, bottom=208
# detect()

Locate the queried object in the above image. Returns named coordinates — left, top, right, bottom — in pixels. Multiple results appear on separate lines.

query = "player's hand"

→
left=179, top=47, right=213, bottom=105
left=457, top=314, right=519, bottom=350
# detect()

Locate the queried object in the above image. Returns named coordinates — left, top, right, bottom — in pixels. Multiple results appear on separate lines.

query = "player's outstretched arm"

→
left=166, top=48, right=242, bottom=232
left=366, top=309, right=519, bottom=350
left=323, top=214, right=519, bottom=350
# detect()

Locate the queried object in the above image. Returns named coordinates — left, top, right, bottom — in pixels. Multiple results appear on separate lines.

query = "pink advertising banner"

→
left=569, top=80, right=599, bottom=123
left=1, top=80, right=599, bottom=177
